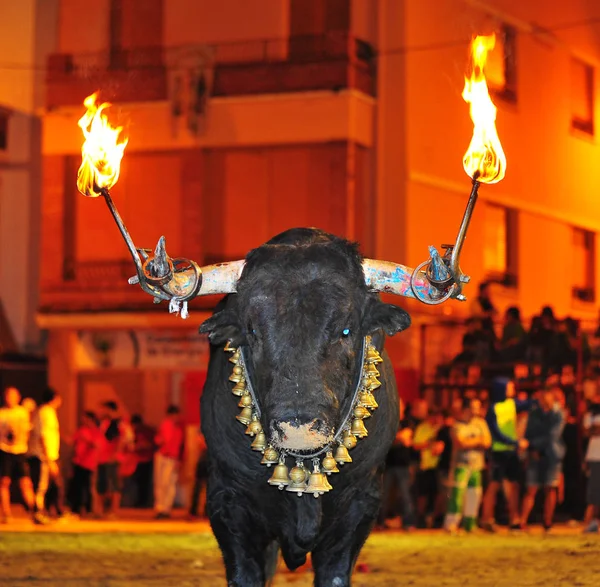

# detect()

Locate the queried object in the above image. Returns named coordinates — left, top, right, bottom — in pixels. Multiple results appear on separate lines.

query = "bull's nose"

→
left=270, top=418, right=333, bottom=451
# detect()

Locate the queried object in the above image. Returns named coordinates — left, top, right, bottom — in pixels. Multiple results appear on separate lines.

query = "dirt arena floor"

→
left=0, top=516, right=599, bottom=586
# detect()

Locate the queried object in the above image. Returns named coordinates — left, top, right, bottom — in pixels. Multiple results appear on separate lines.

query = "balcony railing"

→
left=45, top=33, right=376, bottom=109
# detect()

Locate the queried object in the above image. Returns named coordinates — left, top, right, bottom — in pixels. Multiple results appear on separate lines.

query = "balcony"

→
left=45, top=33, right=376, bottom=109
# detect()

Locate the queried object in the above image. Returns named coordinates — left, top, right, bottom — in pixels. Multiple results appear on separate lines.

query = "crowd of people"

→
left=378, top=377, right=600, bottom=534
left=0, top=386, right=208, bottom=525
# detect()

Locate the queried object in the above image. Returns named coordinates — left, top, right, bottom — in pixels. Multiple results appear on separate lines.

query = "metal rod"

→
left=99, top=188, right=143, bottom=275
left=450, top=175, right=480, bottom=281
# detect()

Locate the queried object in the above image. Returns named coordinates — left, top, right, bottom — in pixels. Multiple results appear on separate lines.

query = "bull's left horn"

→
left=362, top=258, right=455, bottom=302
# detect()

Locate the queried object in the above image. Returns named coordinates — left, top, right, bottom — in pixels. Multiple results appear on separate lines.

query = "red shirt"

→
left=156, top=418, right=184, bottom=460
left=72, top=425, right=103, bottom=471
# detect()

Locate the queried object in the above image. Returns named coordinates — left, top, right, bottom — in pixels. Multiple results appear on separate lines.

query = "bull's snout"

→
left=270, top=417, right=333, bottom=451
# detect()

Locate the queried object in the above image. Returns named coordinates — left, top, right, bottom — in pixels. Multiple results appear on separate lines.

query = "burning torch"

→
left=76, top=93, right=204, bottom=318
left=411, top=33, right=507, bottom=304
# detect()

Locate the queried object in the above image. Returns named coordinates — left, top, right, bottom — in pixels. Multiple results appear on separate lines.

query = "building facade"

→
left=37, top=0, right=600, bottom=435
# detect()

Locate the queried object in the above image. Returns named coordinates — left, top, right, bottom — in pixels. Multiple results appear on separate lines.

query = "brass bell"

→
left=323, top=474, right=333, bottom=491
left=236, top=406, right=253, bottom=426
left=304, top=463, right=331, bottom=497
left=231, top=381, right=247, bottom=396
left=367, top=376, right=381, bottom=391
left=245, top=414, right=262, bottom=436
left=268, top=459, right=290, bottom=489
left=229, top=349, right=241, bottom=364
left=251, top=431, right=267, bottom=452
left=334, top=443, right=353, bottom=464
left=261, top=446, right=279, bottom=466
left=366, top=346, right=383, bottom=364
left=351, top=417, right=368, bottom=438
left=353, top=405, right=371, bottom=420
left=342, top=429, right=357, bottom=449
left=286, top=463, right=308, bottom=496
left=359, top=391, right=378, bottom=410
left=322, top=451, right=339, bottom=474
left=365, top=363, right=379, bottom=377
left=224, top=340, right=235, bottom=352
left=238, top=393, right=253, bottom=408
left=229, top=365, right=244, bottom=383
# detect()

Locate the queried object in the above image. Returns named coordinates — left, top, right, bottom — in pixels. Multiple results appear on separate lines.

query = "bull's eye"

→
left=342, top=328, right=351, bottom=337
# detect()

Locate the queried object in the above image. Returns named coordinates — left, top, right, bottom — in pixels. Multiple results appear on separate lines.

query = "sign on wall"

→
left=75, top=330, right=210, bottom=370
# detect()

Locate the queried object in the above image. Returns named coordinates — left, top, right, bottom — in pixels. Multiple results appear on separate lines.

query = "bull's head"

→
left=195, top=228, right=427, bottom=452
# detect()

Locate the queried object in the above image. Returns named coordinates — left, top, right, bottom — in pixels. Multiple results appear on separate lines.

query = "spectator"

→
left=131, top=415, right=155, bottom=508
left=521, top=388, right=566, bottom=531
left=583, top=392, right=600, bottom=533
left=97, top=401, right=130, bottom=519
left=188, top=429, right=208, bottom=521
left=378, top=398, right=415, bottom=530
left=70, top=411, right=102, bottom=517
left=470, top=282, right=497, bottom=321
left=413, top=408, right=443, bottom=528
left=497, top=306, right=527, bottom=363
left=434, top=408, right=455, bottom=528
left=0, top=387, right=46, bottom=524
left=154, top=405, right=184, bottom=519
left=444, top=397, right=491, bottom=533
left=481, top=378, right=530, bottom=532
left=29, top=388, right=66, bottom=519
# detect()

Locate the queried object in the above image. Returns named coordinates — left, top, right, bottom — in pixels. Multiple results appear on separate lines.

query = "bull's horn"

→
left=196, top=260, right=246, bottom=295
left=362, top=259, right=452, bottom=301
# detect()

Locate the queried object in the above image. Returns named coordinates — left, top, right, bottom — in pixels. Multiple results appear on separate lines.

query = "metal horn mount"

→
left=99, top=188, right=202, bottom=313
left=409, top=174, right=480, bottom=305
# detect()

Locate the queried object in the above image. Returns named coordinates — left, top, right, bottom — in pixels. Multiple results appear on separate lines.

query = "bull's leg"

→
left=311, top=491, right=380, bottom=587
left=207, top=486, right=271, bottom=587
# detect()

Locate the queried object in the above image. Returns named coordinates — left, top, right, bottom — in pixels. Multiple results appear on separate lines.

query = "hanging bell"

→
left=224, top=341, right=235, bottom=352
left=245, top=414, right=263, bottom=436
left=322, top=451, right=340, bottom=474
left=366, top=346, right=383, bottom=364
left=268, top=458, right=290, bottom=489
left=286, top=463, right=308, bottom=496
left=304, top=463, right=331, bottom=497
left=261, top=446, right=279, bottom=467
left=229, top=349, right=241, bottom=364
left=236, top=406, right=253, bottom=426
left=367, top=376, right=381, bottom=391
left=238, top=393, right=253, bottom=408
left=229, top=365, right=244, bottom=383
left=251, top=431, right=267, bottom=452
left=323, top=474, right=333, bottom=491
left=334, top=443, right=353, bottom=464
left=359, top=391, right=378, bottom=410
left=342, top=429, right=357, bottom=449
left=351, top=417, right=368, bottom=438
left=353, top=405, right=371, bottom=420
left=365, top=363, right=379, bottom=377
left=231, top=381, right=247, bottom=396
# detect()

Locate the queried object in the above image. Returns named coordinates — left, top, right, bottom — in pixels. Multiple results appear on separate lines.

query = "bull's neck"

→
left=223, top=335, right=383, bottom=497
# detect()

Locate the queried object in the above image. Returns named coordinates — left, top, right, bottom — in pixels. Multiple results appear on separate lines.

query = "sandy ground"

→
left=0, top=513, right=599, bottom=586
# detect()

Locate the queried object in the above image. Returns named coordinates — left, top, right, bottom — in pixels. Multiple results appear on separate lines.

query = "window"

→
left=483, top=203, right=518, bottom=287
left=571, top=57, right=594, bottom=135
left=487, top=24, right=517, bottom=103
left=572, top=227, right=595, bottom=302
left=0, top=110, right=8, bottom=151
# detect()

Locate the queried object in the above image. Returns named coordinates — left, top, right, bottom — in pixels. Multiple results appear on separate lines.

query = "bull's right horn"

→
left=362, top=257, right=455, bottom=303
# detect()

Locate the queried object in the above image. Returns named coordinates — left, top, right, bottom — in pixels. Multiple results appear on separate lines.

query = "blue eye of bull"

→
left=342, top=328, right=351, bottom=337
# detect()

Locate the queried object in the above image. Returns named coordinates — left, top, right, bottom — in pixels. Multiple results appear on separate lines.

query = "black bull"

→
left=200, top=228, right=411, bottom=586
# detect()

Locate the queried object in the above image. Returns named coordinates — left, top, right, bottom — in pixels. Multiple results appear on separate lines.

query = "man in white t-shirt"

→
left=30, top=388, right=64, bottom=518
left=0, top=387, right=45, bottom=524
left=583, top=393, right=600, bottom=533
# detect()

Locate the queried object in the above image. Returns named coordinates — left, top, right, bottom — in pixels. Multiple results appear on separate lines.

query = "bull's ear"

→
left=362, top=297, right=411, bottom=337
left=199, top=310, right=243, bottom=346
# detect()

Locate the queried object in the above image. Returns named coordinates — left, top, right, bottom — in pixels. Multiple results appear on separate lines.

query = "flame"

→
left=462, top=34, right=506, bottom=183
left=77, top=93, right=128, bottom=197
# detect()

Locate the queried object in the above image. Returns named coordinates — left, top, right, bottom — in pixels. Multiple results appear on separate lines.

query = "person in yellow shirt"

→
left=413, top=408, right=444, bottom=528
